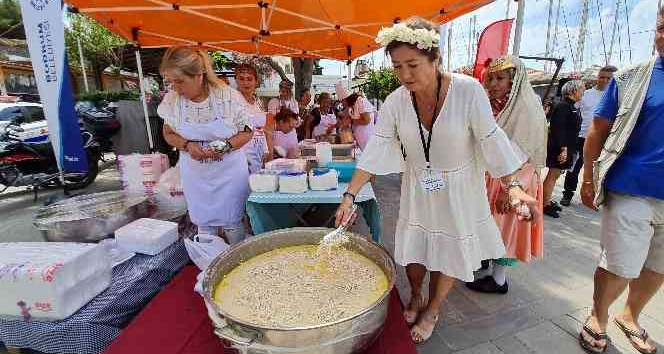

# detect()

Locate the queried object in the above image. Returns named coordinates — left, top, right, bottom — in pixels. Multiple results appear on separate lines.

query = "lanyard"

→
left=410, top=74, right=442, bottom=168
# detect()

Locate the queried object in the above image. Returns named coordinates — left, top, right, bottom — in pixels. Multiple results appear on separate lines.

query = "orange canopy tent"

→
left=66, top=0, right=496, bottom=61
left=65, top=0, right=497, bottom=150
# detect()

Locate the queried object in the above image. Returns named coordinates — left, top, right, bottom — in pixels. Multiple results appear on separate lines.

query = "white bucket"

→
left=315, top=142, right=333, bottom=166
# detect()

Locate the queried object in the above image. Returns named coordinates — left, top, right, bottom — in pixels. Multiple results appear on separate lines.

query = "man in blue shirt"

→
left=579, top=7, right=664, bottom=354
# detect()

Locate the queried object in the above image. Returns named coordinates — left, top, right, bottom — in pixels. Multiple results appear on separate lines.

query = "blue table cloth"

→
left=0, top=240, right=189, bottom=354
left=246, top=183, right=382, bottom=242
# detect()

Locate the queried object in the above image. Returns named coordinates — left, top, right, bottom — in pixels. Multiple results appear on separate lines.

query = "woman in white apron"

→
left=158, top=47, right=253, bottom=245
left=307, top=92, right=338, bottom=140
left=268, top=79, right=300, bottom=147
left=335, top=82, right=376, bottom=150
left=234, top=64, right=275, bottom=172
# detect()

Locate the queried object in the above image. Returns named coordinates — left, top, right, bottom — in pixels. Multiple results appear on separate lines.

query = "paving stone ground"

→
left=370, top=173, right=664, bottom=354
left=1, top=167, right=662, bottom=354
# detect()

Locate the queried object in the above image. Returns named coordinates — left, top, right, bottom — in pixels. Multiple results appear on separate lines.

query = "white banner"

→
left=19, top=0, right=87, bottom=172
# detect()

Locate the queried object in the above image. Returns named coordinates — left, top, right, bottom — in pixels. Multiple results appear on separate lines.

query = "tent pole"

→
left=347, top=60, right=352, bottom=89
left=77, top=38, right=89, bottom=92
left=512, top=0, right=526, bottom=56
left=438, top=23, right=448, bottom=70
left=135, top=49, right=154, bottom=151
left=447, top=22, right=453, bottom=72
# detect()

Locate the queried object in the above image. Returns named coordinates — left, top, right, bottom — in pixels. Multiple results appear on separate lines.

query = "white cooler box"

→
left=115, top=218, right=179, bottom=255
left=0, top=242, right=112, bottom=321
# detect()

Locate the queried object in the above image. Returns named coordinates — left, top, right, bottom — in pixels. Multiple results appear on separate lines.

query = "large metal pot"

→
left=202, top=227, right=396, bottom=354
left=33, top=191, right=150, bottom=242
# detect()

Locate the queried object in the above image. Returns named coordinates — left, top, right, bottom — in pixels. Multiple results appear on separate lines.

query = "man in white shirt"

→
left=560, top=66, right=617, bottom=206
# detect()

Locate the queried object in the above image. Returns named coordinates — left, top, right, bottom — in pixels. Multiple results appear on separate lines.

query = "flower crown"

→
left=375, top=23, right=439, bottom=50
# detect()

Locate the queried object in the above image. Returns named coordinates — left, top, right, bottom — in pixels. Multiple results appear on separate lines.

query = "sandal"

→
left=614, top=318, right=658, bottom=354
left=410, top=313, right=439, bottom=344
left=579, top=317, right=609, bottom=353
left=403, top=297, right=426, bottom=326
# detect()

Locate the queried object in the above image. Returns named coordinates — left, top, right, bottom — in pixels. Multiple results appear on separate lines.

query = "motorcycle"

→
left=0, top=122, right=102, bottom=200
left=76, top=101, right=121, bottom=158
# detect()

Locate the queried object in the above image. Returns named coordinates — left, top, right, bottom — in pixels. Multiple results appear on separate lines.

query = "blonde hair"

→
left=159, top=46, right=225, bottom=90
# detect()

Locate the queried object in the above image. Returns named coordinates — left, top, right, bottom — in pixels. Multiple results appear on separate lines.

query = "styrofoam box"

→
left=249, top=171, right=280, bottom=193
left=265, top=158, right=307, bottom=172
left=115, top=218, right=179, bottom=255
left=279, top=173, right=308, bottom=194
left=0, top=242, right=112, bottom=321
left=308, top=169, right=339, bottom=191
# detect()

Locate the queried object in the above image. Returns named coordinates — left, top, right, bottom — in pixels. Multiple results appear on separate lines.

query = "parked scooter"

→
left=76, top=101, right=121, bottom=159
left=0, top=122, right=101, bottom=200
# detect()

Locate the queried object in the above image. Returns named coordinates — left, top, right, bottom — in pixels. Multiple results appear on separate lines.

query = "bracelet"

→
left=506, top=179, right=524, bottom=191
left=342, top=191, right=356, bottom=203
left=582, top=181, right=593, bottom=185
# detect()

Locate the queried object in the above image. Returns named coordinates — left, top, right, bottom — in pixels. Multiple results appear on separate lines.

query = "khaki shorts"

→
left=599, top=192, right=664, bottom=279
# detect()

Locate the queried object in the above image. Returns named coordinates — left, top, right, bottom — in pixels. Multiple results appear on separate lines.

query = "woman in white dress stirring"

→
left=335, top=18, right=538, bottom=343
left=158, top=47, right=253, bottom=244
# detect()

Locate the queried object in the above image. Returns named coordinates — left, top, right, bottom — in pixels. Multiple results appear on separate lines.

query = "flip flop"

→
left=614, top=318, right=658, bottom=354
left=411, top=313, right=439, bottom=344
left=579, top=317, right=609, bottom=353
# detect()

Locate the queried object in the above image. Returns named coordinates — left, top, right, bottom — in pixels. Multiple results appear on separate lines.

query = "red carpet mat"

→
left=104, top=266, right=417, bottom=354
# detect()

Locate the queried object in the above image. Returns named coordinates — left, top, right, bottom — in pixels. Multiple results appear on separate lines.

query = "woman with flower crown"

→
left=335, top=18, right=539, bottom=344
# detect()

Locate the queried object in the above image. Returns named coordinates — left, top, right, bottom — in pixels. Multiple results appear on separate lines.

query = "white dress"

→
left=358, top=74, right=526, bottom=281
left=157, top=87, right=252, bottom=228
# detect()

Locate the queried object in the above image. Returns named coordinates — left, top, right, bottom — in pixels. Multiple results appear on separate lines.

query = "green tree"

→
left=363, top=68, right=400, bottom=101
left=291, top=58, right=315, bottom=98
left=209, top=51, right=233, bottom=71
left=64, top=13, right=128, bottom=90
left=0, top=0, right=24, bottom=39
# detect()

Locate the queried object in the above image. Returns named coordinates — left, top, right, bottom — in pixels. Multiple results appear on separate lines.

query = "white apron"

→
left=313, top=113, right=337, bottom=138
left=244, top=112, right=269, bottom=173
left=351, top=97, right=377, bottom=150
left=175, top=102, right=249, bottom=227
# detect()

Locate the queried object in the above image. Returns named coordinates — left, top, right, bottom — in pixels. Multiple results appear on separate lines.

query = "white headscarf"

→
left=487, top=56, right=548, bottom=169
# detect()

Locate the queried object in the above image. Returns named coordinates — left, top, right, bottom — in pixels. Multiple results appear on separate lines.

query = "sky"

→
left=320, top=0, right=661, bottom=75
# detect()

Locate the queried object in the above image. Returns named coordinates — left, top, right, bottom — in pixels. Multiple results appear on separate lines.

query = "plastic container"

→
left=324, top=161, right=356, bottom=183
left=308, top=168, right=338, bottom=191
left=115, top=218, right=179, bottom=255
left=315, top=142, right=333, bottom=165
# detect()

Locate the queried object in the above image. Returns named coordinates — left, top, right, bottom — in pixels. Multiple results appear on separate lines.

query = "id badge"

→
left=418, top=168, right=445, bottom=193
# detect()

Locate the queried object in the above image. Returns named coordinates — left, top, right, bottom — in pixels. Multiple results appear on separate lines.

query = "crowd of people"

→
left=157, top=46, right=380, bottom=244
left=155, top=7, right=663, bottom=352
